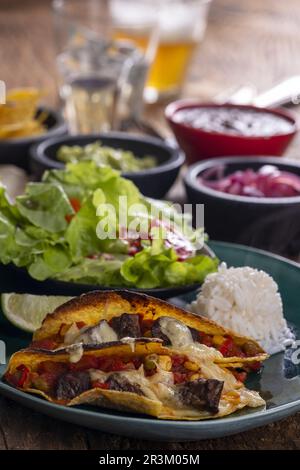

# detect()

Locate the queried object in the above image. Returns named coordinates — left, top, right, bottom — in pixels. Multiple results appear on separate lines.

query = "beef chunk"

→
left=110, top=313, right=141, bottom=339
left=177, top=378, right=224, bottom=414
left=106, top=374, right=144, bottom=396
left=55, top=371, right=91, bottom=401
left=151, top=319, right=171, bottom=345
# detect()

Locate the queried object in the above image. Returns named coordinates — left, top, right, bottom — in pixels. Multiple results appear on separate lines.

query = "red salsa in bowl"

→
left=172, top=106, right=294, bottom=137
left=166, top=102, right=298, bottom=164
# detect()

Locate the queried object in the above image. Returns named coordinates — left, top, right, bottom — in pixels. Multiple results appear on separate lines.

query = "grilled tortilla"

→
left=32, top=290, right=267, bottom=367
left=4, top=340, right=265, bottom=420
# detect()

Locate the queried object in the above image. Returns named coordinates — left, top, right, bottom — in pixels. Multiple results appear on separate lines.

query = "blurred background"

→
left=1, top=0, right=299, bottom=153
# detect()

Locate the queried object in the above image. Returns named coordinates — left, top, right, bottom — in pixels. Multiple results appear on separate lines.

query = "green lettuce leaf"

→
left=16, top=183, right=73, bottom=233
left=120, top=239, right=218, bottom=288
left=28, top=246, right=72, bottom=281
left=55, top=255, right=126, bottom=286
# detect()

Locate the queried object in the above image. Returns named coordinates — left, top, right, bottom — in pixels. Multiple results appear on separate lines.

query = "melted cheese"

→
left=64, top=323, right=80, bottom=345
left=76, top=320, right=118, bottom=345
left=64, top=320, right=118, bottom=347
left=120, top=337, right=136, bottom=352
left=59, top=314, right=265, bottom=416
left=181, top=343, right=240, bottom=392
left=89, top=367, right=158, bottom=401
left=78, top=350, right=265, bottom=416
left=159, top=316, right=194, bottom=348
left=89, top=369, right=109, bottom=383
left=67, top=343, right=84, bottom=363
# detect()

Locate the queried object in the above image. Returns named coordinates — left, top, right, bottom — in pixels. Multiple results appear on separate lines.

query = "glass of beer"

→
left=110, top=0, right=211, bottom=103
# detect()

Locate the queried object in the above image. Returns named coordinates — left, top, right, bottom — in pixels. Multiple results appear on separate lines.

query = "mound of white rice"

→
left=189, top=263, right=294, bottom=354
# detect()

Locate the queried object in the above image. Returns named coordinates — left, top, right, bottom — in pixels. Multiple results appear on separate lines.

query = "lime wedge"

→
left=1, top=293, right=73, bottom=333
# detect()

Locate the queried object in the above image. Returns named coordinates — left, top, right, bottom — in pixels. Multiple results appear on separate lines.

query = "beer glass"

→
left=110, top=0, right=211, bottom=103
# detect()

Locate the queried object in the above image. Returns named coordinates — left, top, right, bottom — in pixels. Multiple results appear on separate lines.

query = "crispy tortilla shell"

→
left=33, top=290, right=267, bottom=364
left=5, top=340, right=265, bottom=420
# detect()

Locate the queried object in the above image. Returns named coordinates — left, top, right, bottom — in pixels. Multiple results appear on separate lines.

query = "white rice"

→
left=189, top=263, right=294, bottom=355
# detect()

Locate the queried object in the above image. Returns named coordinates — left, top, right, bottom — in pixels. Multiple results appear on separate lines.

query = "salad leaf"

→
left=120, top=239, right=218, bottom=288
left=28, top=246, right=71, bottom=281
left=65, top=197, right=101, bottom=261
left=0, top=161, right=218, bottom=288
left=55, top=255, right=126, bottom=286
left=16, top=183, right=73, bottom=233
left=0, top=213, right=20, bottom=264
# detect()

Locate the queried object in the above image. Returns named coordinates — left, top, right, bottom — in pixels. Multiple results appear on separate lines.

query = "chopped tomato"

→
left=173, top=372, right=187, bottom=384
left=87, top=253, right=99, bottom=260
left=92, top=381, right=109, bottom=389
left=30, top=339, right=58, bottom=350
left=16, top=365, right=30, bottom=388
left=232, top=370, right=247, bottom=383
left=110, top=358, right=131, bottom=372
left=219, top=336, right=245, bottom=358
left=65, top=213, right=74, bottom=224
left=171, top=355, right=185, bottom=366
left=198, top=332, right=214, bottom=347
left=65, top=198, right=81, bottom=223
left=70, top=198, right=81, bottom=213
left=171, top=354, right=186, bottom=372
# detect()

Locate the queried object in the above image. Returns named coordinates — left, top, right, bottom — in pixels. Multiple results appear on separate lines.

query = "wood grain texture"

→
left=1, top=0, right=300, bottom=449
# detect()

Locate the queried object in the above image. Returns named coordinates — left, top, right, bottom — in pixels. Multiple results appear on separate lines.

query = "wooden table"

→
left=1, top=0, right=300, bottom=450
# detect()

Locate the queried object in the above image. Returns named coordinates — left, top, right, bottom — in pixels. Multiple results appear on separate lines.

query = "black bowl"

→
left=184, top=156, right=300, bottom=255
left=30, top=132, right=184, bottom=198
left=0, top=107, right=67, bottom=172
left=0, top=245, right=215, bottom=300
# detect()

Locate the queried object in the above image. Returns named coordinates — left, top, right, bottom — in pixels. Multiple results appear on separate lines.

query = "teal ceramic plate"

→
left=1, top=241, right=300, bottom=442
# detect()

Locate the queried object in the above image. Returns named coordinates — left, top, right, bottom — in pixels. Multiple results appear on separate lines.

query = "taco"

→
left=4, top=339, right=265, bottom=420
left=31, top=291, right=267, bottom=371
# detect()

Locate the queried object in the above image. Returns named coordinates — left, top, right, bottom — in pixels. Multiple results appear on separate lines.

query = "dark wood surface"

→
left=1, top=0, right=300, bottom=450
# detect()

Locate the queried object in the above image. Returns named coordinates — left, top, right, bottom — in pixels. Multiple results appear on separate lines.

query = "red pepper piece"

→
left=219, top=337, right=234, bottom=356
left=173, top=372, right=187, bottom=384
left=16, top=364, right=30, bottom=388
left=198, top=332, right=214, bottom=347
left=232, top=370, right=247, bottom=383
left=65, top=198, right=81, bottom=223
left=70, top=198, right=81, bottom=213
left=92, top=381, right=109, bottom=389
left=171, top=355, right=185, bottom=367
left=219, top=336, right=245, bottom=358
